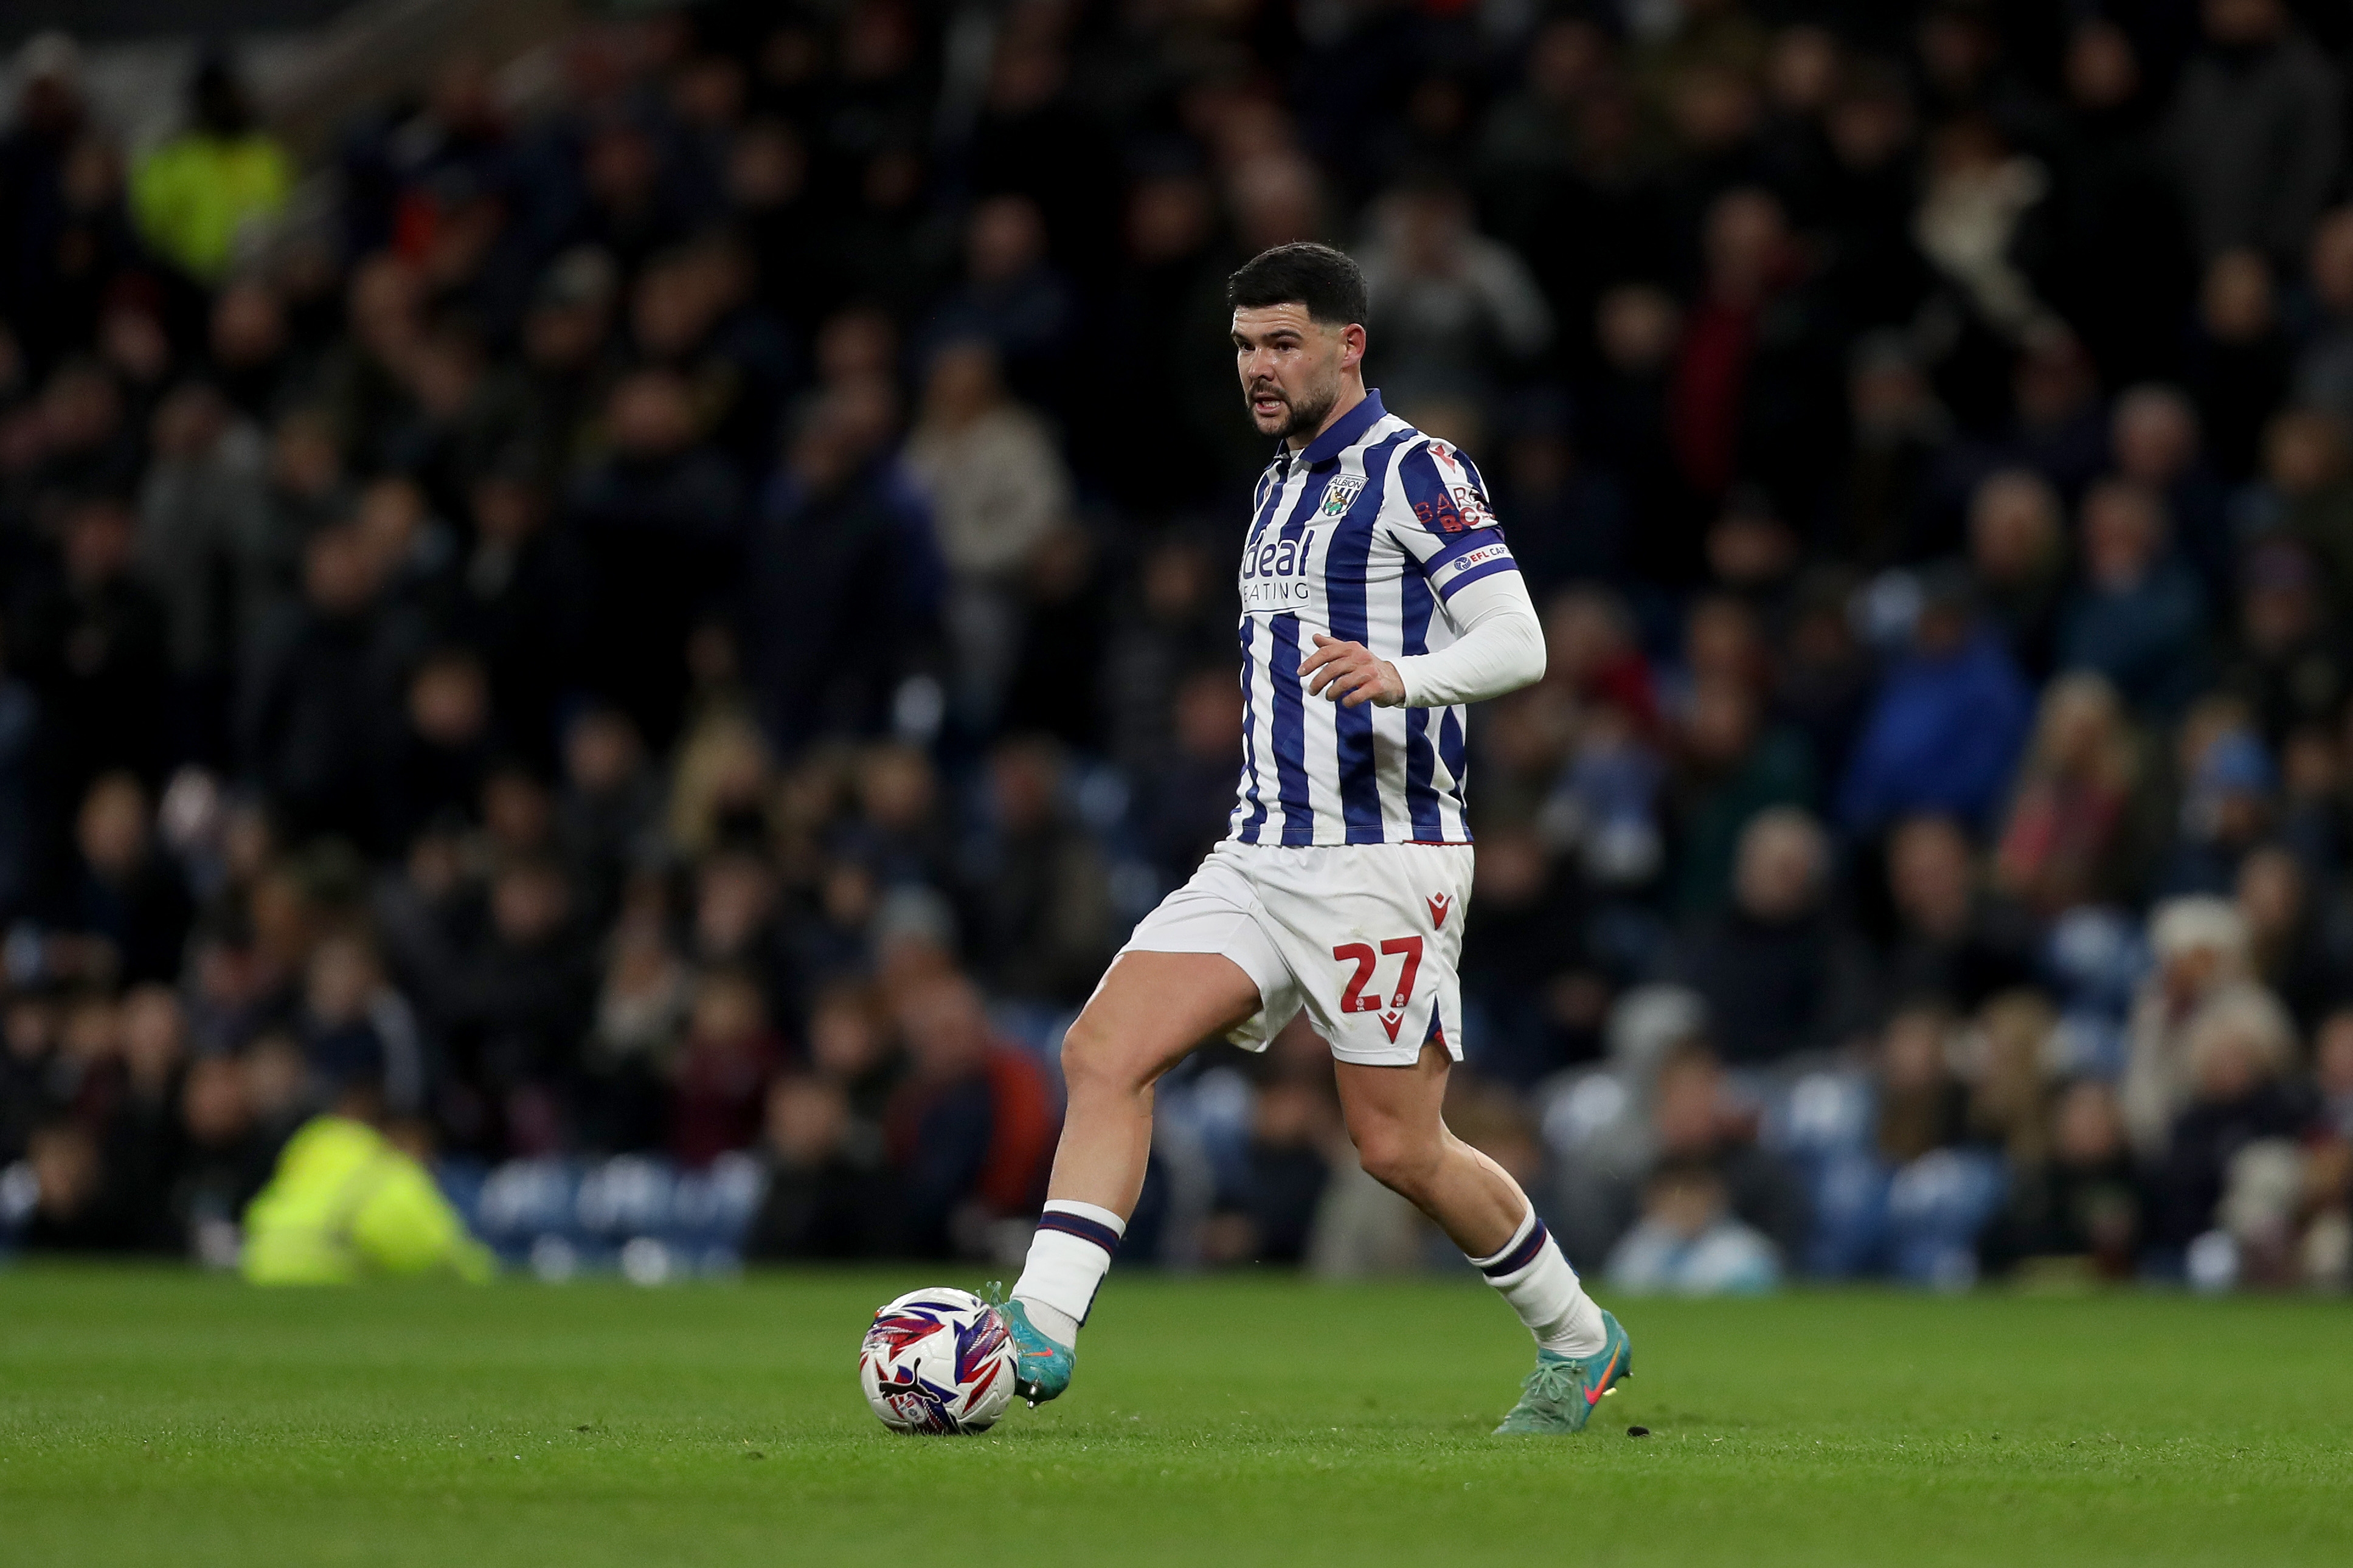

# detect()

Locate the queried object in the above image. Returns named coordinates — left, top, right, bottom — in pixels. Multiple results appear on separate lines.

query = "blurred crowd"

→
left=7, top=0, right=2353, bottom=1291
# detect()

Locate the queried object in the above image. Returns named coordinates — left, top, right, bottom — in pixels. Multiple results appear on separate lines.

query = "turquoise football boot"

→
left=987, top=1288, right=1075, bottom=1406
left=1493, top=1310, right=1632, bottom=1435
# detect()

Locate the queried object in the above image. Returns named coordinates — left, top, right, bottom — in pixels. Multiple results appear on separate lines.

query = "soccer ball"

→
left=858, top=1287, right=1017, bottom=1435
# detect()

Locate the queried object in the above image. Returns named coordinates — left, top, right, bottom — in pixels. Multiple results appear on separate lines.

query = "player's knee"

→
left=1350, top=1121, right=1442, bottom=1201
left=1058, top=1009, right=1142, bottom=1099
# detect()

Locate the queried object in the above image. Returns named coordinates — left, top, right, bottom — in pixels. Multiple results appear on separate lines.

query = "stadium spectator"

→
left=2296, top=206, right=2353, bottom=420
left=296, top=931, right=423, bottom=1113
left=1874, top=813, right=2036, bottom=1015
left=2108, top=385, right=2231, bottom=601
left=137, top=381, right=268, bottom=759
left=130, top=56, right=292, bottom=286
left=2184, top=249, right=2292, bottom=483
left=918, top=195, right=1073, bottom=418
left=240, top=1097, right=491, bottom=1283
left=569, top=367, right=743, bottom=752
left=2056, top=479, right=2209, bottom=719
left=1838, top=565, right=2032, bottom=835
left=1132, top=666, right=1246, bottom=887
left=2043, top=19, right=2194, bottom=393
left=13, top=492, right=170, bottom=801
left=1210, top=1068, right=1339, bottom=1269
left=903, top=340, right=1069, bottom=730
left=1604, top=1158, right=1781, bottom=1295
left=237, top=523, right=418, bottom=850
left=2234, top=844, right=2348, bottom=1031
left=1992, top=672, right=2152, bottom=916
left=1964, top=468, right=2066, bottom=680
left=1664, top=807, right=1861, bottom=1066
left=744, top=379, right=937, bottom=755
left=2149, top=984, right=2307, bottom=1256
left=957, top=736, right=1114, bottom=1007
left=1651, top=1041, right=1801, bottom=1260
left=2221, top=541, right=2349, bottom=748
left=670, top=967, right=784, bottom=1170
left=1669, top=187, right=1838, bottom=518
left=1873, top=1004, right=1970, bottom=1165
left=554, top=706, right=657, bottom=928
left=1357, top=174, right=1553, bottom=416
left=744, top=1072, right=900, bottom=1260
left=2155, top=722, right=2277, bottom=897
left=63, top=771, right=193, bottom=988
left=18, top=1118, right=129, bottom=1251
left=2123, top=897, right=2257, bottom=1159
left=1840, top=336, right=1950, bottom=567
left=883, top=972, right=1052, bottom=1259
left=1772, top=570, right=1875, bottom=790
left=2162, top=0, right=2341, bottom=270
left=1978, top=1077, right=2146, bottom=1280
left=1665, top=672, right=1814, bottom=917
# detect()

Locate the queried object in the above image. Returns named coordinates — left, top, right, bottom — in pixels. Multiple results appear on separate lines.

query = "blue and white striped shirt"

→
left=1228, top=390, right=1520, bottom=846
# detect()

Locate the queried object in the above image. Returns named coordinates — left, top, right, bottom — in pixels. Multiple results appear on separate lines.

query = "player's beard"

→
left=1249, top=364, right=1341, bottom=444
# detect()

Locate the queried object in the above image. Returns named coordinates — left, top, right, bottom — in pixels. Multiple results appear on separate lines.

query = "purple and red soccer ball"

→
left=859, top=1288, right=1018, bottom=1434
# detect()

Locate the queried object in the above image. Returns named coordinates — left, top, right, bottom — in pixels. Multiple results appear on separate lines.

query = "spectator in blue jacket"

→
left=1839, top=567, right=2034, bottom=837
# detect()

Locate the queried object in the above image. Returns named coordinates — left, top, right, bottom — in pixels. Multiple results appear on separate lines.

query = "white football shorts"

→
left=1116, top=840, right=1474, bottom=1066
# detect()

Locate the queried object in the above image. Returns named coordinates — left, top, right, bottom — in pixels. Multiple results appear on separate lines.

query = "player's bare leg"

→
left=1335, top=1039, right=1632, bottom=1435
left=1000, top=952, right=1261, bottom=1402
left=1333, top=1038, right=1528, bottom=1254
left=1046, top=952, right=1263, bottom=1215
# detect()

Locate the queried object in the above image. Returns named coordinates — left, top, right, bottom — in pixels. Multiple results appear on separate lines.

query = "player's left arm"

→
left=1298, top=441, right=1546, bottom=709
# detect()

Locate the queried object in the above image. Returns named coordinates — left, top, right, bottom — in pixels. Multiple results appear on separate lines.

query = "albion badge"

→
left=1319, top=476, right=1364, bottom=517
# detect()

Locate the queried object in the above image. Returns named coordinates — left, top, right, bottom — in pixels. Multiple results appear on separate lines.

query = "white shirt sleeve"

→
left=1390, top=567, right=1545, bottom=708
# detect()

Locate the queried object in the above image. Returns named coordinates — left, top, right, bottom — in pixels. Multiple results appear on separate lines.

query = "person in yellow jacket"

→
left=241, top=1106, right=493, bottom=1285
left=131, top=56, right=293, bottom=285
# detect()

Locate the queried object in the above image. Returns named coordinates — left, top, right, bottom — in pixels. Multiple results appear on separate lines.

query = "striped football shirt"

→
left=1228, top=389, right=1520, bottom=846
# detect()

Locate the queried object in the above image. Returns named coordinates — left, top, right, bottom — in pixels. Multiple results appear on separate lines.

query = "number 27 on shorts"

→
left=1331, top=936, right=1423, bottom=1014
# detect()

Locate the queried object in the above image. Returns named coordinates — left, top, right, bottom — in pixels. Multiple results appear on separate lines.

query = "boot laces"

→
left=1521, top=1356, right=1581, bottom=1409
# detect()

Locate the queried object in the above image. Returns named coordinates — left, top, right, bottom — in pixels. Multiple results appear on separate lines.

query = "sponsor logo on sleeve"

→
left=1426, top=442, right=1499, bottom=529
left=1441, top=542, right=1513, bottom=579
left=1415, top=498, right=1465, bottom=532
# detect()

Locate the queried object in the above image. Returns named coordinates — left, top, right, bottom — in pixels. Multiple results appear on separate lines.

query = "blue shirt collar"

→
left=1287, top=389, right=1387, bottom=470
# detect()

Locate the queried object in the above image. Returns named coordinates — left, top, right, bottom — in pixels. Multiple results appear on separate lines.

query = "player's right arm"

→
left=1385, top=438, right=1544, bottom=707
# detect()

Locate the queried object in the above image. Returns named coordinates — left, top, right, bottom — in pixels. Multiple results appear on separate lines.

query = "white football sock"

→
left=1469, top=1207, right=1608, bottom=1359
left=1011, top=1200, right=1125, bottom=1345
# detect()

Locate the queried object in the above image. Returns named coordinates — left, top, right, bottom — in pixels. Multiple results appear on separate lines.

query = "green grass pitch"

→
left=2, top=1267, right=2348, bottom=1566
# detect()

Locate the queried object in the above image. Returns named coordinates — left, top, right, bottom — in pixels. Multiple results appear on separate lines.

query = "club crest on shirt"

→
left=1318, top=475, right=1365, bottom=517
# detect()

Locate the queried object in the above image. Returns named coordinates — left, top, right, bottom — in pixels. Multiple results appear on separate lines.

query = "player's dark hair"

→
left=1227, top=243, right=1368, bottom=328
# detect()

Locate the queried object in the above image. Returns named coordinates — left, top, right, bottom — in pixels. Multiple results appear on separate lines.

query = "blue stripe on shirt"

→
left=1399, top=567, right=1443, bottom=840
left=1259, top=462, right=1333, bottom=845
left=1235, top=617, right=1269, bottom=844
left=1270, top=612, right=1312, bottom=844
left=1438, top=704, right=1469, bottom=824
left=1326, top=432, right=1415, bottom=844
left=1233, top=462, right=1298, bottom=845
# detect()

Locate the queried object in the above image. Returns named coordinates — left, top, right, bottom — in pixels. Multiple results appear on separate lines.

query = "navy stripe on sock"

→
left=1038, top=1211, right=1123, bottom=1256
left=1476, top=1220, right=1549, bottom=1279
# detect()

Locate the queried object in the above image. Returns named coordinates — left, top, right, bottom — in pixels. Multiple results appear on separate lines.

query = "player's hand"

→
left=1299, top=633, right=1406, bottom=708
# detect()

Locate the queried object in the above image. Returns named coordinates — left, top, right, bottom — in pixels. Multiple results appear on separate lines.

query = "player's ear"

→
left=1340, top=322, right=1366, bottom=371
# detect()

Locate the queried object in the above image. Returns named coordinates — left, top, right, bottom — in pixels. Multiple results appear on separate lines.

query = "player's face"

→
left=1232, top=304, right=1360, bottom=444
